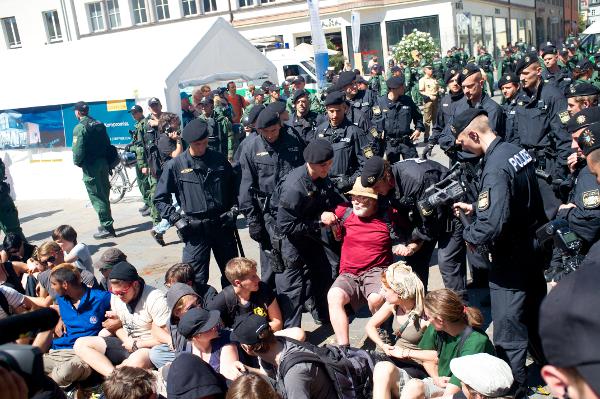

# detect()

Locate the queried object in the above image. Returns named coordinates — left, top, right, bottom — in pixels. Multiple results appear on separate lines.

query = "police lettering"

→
left=508, top=149, right=533, bottom=171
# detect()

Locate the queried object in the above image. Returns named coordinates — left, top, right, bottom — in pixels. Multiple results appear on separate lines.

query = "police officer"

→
left=154, top=118, right=238, bottom=288
left=429, top=68, right=464, bottom=148
left=285, top=75, right=324, bottom=114
left=540, top=44, right=572, bottom=92
left=126, top=105, right=152, bottom=217
left=0, top=158, right=23, bottom=238
left=144, top=97, right=168, bottom=232
left=198, top=94, right=234, bottom=161
left=232, top=104, right=265, bottom=166
left=512, top=52, right=572, bottom=219
left=372, top=76, right=424, bottom=163
left=497, top=47, right=515, bottom=77
left=459, top=64, right=505, bottom=136
left=451, top=109, right=547, bottom=398
left=311, top=91, right=370, bottom=192
left=238, top=106, right=305, bottom=288
left=269, top=139, right=343, bottom=327
left=287, top=89, right=319, bottom=144
left=317, top=84, right=373, bottom=134
left=72, top=101, right=116, bottom=239
left=499, top=74, right=520, bottom=138
left=477, top=46, right=495, bottom=96
left=564, top=81, right=600, bottom=116
left=579, top=122, right=600, bottom=183
left=336, top=71, right=378, bottom=121
left=361, top=156, right=468, bottom=297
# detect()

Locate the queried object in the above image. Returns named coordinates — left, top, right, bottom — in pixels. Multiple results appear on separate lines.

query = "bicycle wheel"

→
left=109, top=166, right=127, bottom=204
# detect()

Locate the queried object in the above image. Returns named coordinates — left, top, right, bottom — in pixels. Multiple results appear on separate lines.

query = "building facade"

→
left=536, top=0, right=565, bottom=44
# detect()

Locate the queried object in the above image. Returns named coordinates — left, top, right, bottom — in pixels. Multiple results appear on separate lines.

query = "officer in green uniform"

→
left=72, top=101, right=115, bottom=239
left=0, top=158, right=23, bottom=239
left=369, top=65, right=387, bottom=96
left=127, top=105, right=152, bottom=216
left=285, top=76, right=325, bottom=114
left=432, top=53, right=446, bottom=89
left=477, top=46, right=495, bottom=96
left=198, top=95, right=235, bottom=160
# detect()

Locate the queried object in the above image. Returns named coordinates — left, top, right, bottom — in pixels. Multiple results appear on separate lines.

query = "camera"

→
left=417, top=164, right=467, bottom=217
left=536, top=219, right=584, bottom=282
left=0, top=344, right=45, bottom=397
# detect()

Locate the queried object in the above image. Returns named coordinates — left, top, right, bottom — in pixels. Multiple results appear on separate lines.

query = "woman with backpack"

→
left=373, top=288, right=495, bottom=399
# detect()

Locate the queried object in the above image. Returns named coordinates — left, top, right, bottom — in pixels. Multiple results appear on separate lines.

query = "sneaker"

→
left=93, top=226, right=117, bottom=239
left=141, top=208, right=151, bottom=217
left=138, top=204, right=149, bottom=213
left=151, top=230, right=166, bottom=246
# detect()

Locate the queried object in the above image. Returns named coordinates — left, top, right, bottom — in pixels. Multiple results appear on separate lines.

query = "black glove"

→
left=174, top=217, right=193, bottom=241
left=248, top=222, right=265, bottom=243
left=219, top=206, right=239, bottom=228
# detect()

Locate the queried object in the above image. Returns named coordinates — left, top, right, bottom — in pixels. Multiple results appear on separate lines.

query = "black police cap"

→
left=564, top=82, right=600, bottom=98
left=540, top=45, right=557, bottom=57
left=324, top=90, right=346, bottom=106
left=497, top=74, right=519, bottom=88
left=303, top=138, right=334, bottom=164
left=355, top=75, right=368, bottom=85
left=247, top=104, right=265, bottom=126
left=578, top=122, right=600, bottom=156
left=514, top=51, right=540, bottom=75
left=444, top=68, right=460, bottom=84
left=450, top=108, right=488, bottom=137
left=361, top=156, right=385, bottom=188
left=73, top=101, right=89, bottom=112
left=255, top=108, right=280, bottom=129
left=261, top=81, right=273, bottom=92
left=266, top=100, right=286, bottom=115
left=128, top=104, right=143, bottom=114
left=386, top=76, right=405, bottom=89
left=148, top=97, right=161, bottom=106
left=292, top=89, right=309, bottom=103
left=458, top=63, right=481, bottom=84
left=181, top=118, right=209, bottom=143
left=566, top=107, right=600, bottom=134
left=576, top=58, right=593, bottom=71
left=336, top=71, right=357, bottom=88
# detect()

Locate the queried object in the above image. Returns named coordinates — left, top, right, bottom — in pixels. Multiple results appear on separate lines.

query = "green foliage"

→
left=391, top=29, right=439, bottom=65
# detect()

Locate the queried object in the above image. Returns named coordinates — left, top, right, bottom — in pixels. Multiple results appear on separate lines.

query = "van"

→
left=265, top=49, right=319, bottom=93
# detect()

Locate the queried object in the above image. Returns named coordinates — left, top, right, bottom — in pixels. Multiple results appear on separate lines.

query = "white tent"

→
left=1, top=17, right=277, bottom=113
left=583, top=21, right=600, bottom=35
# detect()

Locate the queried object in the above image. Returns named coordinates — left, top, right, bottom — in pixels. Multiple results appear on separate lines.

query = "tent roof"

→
left=1, top=17, right=276, bottom=112
left=583, top=21, right=600, bottom=35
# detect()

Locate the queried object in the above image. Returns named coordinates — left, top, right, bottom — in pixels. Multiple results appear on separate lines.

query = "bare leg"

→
left=373, top=361, right=400, bottom=399
left=274, top=327, right=306, bottom=342
left=120, top=348, right=152, bottom=369
left=400, top=379, right=426, bottom=399
left=73, top=336, right=115, bottom=377
left=367, top=293, right=385, bottom=314
left=327, top=287, right=351, bottom=345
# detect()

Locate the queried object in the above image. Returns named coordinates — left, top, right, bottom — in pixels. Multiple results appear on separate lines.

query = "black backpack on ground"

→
left=277, top=338, right=374, bottom=399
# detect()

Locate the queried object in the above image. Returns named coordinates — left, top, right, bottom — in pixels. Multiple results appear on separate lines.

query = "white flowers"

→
left=392, top=30, right=439, bottom=65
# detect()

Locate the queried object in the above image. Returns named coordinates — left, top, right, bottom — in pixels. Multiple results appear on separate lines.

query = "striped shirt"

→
left=0, top=285, right=25, bottom=319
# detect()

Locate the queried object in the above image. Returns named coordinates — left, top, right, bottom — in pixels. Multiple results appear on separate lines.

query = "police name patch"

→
left=508, top=149, right=533, bottom=172
left=180, top=168, right=193, bottom=174
left=583, top=189, right=600, bottom=209
left=477, top=189, right=490, bottom=211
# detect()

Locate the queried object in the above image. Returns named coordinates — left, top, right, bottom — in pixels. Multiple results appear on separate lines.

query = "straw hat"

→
left=346, top=177, right=378, bottom=200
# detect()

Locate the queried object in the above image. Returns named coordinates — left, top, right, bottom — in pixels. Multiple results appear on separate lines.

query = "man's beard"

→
left=353, top=206, right=374, bottom=217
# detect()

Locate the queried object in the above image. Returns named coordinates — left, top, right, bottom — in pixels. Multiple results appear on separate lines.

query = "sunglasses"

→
left=39, top=256, right=56, bottom=266
left=110, top=283, right=133, bottom=296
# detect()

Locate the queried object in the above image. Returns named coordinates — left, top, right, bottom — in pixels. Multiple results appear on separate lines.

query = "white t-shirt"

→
left=110, top=283, right=170, bottom=341
left=68, top=243, right=93, bottom=273
left=0, top=285, right=25, bottom=319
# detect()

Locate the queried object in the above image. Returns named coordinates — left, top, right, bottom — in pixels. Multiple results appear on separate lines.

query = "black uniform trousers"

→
left=182, top=223, right=238, bottom=288
left=490, top=272, right=547, bottom=396
left=404, top=240, right=437, bottom=290
left=436, top=221, right=468, bottom=300
left=259, top=245, right=275, bottom=288
left=385, top=139, right=418, bottom=164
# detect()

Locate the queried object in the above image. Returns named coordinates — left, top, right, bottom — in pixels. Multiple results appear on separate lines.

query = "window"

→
left=385, top=16, right=441, bottom=51
left=471, top=15, right=483, bottom=56
left=2, top=17, right=21, bottom=48
left=484, top=16, right=494, bottom=55
left=261, top=0, right=275, bottom=2
left=43, top=10, right=62, bottom=43
left=132, top=0, right=148, bottom=24
left=88, top=2, right=105, bottom=32
left=203, top=0, right=217, bottom=12
left=107, top=0, right=121, bottom=28
left=182, top=0, right=198, bottom=15
left=155, top=0, right=170, bottom=20
left=346, top=23, right=384, bottom=73
left=239, top=0, right=254, bottom=6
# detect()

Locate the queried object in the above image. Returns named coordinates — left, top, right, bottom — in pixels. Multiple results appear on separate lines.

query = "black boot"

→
left=93, top=226, right=116, bottom=239
left=138, top=204, right=149, bottom=213
left=150, top=230, right=166, bottom=246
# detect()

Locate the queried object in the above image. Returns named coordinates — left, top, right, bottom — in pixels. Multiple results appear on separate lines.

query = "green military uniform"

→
left=201, top=107, right=234, bottom=160
left=369, top=74, right=387, bottom=96
left=285, top=92, right=324, bottom=115
left=129, top=117, right=152, bottom=209
left=0, top=159, right=23, bottom=238
left=72, top=115, right=114, bottom=230
left=432, top=56, right=446, bottom=89
left=477, top=51, right=495, bottom=96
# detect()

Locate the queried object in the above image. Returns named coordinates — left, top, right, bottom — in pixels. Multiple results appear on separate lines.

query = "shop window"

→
left=346, top=23, right=384, bottom=73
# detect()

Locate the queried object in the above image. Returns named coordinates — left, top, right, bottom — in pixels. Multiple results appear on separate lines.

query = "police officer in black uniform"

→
left=336, top=71, right=378, bottom=120
left=361, top=156, right=468, bottom=298
left=540, top=44, right=572, bottom=92
left=564, top=81, right=600, bottom=116
left=239, top=107, right=305, bottom=288
left=288, top=89, right=319, bottom=144
left=499, top=74, right=520, bottom=137
left=511, top=52, right=572, bottom=219
left=429, top=68, right=464, bottom=148
left=154, top=118, right=238, bottom=288
left=371, top=76, right=424, bottom=163
left=317, top=84, right=373, bottom=134
left=269, top=139, right=343, bottom=327
left=232, top=105, right=265, bottom=166
left=310, top=91, right=370, bottom=192
left=451, top=109, right=547, bottom=398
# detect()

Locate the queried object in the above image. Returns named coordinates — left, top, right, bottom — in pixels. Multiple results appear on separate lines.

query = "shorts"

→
left=331, top=266, right=386, bottom=311
left=395, top=373, right=444, bottom=399
left=43, top=349, right=92, bottom=388
left=103, top=336, right=130, bottom=365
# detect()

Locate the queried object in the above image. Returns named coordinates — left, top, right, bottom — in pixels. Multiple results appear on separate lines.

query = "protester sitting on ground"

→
left=325, top=178, right=407, bottom=346
left=390, top=289, right=495, bottom=399
left=207, top=257, right=304, bottom=341
left=1, top=232, right=36, bottom=263
left=369, top=262, right=430, bottom=397
left=166, top=352, right=228, bottom=399
left=52, top=225, right=93, bottom=273
left=177, top=307, right=242, bottom=381
left=0, top=283, right=42, bottom=319
left=539, top=256, right=600, bottom=399
left=40, top=264, right=111, bottom=388
left=1, top=232, right=38, bottom=294
left=225, top=373, right=280, bottom=399
left=449, top=353, right=514, bottom=399
left=164, top=262, right=218, bottom=307
left=93, top=247, right=128, bottom=291
left=36, top=241, right=98, bottom=306
left=230, top=313, right=338, bottom=399
left=102, top=366, right=157, bottom=399
left=74, top=261, right=170, bottom=376
left=148, top=282, right=202, bottom=369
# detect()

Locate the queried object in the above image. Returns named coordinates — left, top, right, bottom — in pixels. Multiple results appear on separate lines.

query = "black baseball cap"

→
left=108, top=261, right=140, bottom=282
left=540, top=260, right=600, bottom=396
left=361, top=156, right=386, bottom=188
left=450, top=109, right=488, bottom=137
left=166, top=353, right=226, bottom=399
left=578, top=123, right=600, bottom=156
left=230, top=313, right=270, bottom=345
left=178, top=308, right=221, bottom=339
left=73, top=101, right=89, bottom=112
left=128, top=105, right=143, bottom=114
left=148, top=97, right=161, bottom=106
left=181, top=118, right=209, bottom=143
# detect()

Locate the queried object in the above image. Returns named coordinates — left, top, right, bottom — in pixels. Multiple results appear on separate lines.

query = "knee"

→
left=327, top=288, right=348, bottom=309
left=374, top=361, right=397, bottom=381
left=73, top=336, right=94, bottom=353
left=401, top=379, right=425, bottom=399
left=367, top=294, right=385, bottom=310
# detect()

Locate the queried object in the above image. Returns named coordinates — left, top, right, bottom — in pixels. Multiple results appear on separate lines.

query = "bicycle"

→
left=109, top=147, right=138, bottom=204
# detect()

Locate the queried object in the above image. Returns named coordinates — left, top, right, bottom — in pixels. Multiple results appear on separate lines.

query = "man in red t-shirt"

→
left=225, top=81, right=248, bottom=124
left=324, top=178, right=407, bottom=346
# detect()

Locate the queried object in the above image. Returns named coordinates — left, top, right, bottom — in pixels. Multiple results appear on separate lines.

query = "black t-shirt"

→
left=157, top=135, right=177, bottom=163
left=207, top=281, right=275, bottom=328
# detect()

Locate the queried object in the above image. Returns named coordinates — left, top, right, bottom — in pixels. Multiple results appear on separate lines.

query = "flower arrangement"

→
left=391, top=29, right=439, bottom=64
